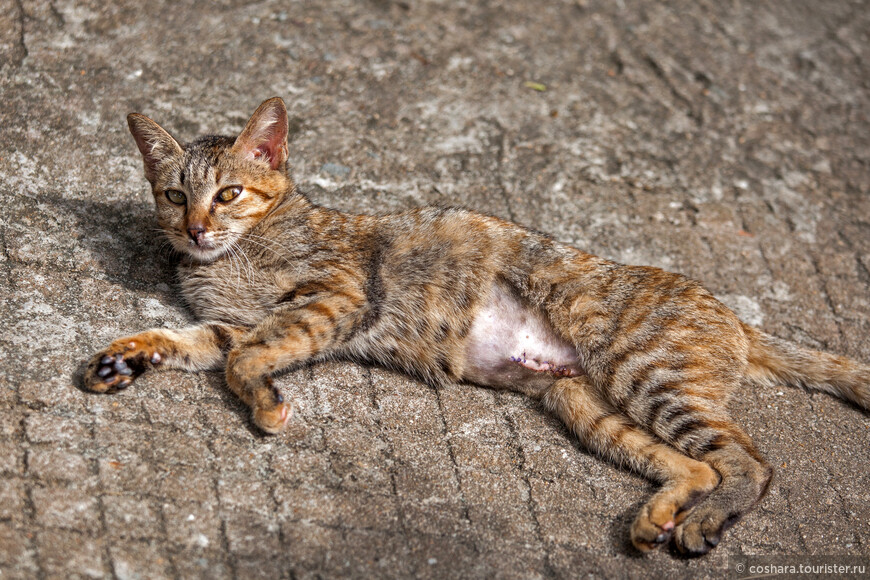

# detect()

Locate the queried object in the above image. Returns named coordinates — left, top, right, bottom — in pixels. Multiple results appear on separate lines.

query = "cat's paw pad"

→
left=630, top=503, right=676, bottom=552
left=84, top=342, right=160, bottom=393
left=673, top=506, right=737, bottom=556
left=253, top=401, right=292, bottom=434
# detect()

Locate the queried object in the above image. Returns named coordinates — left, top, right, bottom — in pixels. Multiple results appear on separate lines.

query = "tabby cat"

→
left=84, top=97, right=870, bottom=555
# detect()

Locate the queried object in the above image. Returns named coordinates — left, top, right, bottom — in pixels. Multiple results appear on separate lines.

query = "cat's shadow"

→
left=40, top=194, right=180, bottom=299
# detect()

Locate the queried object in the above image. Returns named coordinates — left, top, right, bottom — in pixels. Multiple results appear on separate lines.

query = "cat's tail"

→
left=743, top=324, right=870, bottom=410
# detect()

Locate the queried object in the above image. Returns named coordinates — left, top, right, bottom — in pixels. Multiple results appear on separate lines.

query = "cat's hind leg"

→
left=669, top=417, right=772, bottom=555
left=542, top=377, right=720, bottom=552
left=84, top=323, right=243, bottom=392
left=618, top=379, right=773, bottom=555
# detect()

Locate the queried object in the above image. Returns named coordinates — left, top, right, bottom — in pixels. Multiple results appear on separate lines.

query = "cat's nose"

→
left=187, top=224, right=207, bottom=245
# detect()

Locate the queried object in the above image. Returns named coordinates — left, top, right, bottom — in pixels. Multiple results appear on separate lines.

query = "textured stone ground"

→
left=1, top=0, right=869, bottom=578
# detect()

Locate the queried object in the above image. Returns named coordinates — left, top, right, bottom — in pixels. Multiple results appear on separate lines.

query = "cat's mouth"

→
left=179, top=238, right=228, bottom=263
left=168, top=230, right=235, bottom=263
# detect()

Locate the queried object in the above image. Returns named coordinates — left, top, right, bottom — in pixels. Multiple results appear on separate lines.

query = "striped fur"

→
left=84, top=97, right=870, bottom=555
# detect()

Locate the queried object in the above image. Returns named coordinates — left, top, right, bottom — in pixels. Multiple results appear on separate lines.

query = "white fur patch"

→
left=463, top=282, right=582, bottom=393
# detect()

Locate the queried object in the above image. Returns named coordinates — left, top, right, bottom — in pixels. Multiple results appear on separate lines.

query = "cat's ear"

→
left=127, top=113, right=184, bottom=183
left=232, top=97, right=289, bottom=171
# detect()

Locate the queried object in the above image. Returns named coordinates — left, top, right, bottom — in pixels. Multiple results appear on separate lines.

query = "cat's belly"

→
left=462, top=282, right=583, bottom=396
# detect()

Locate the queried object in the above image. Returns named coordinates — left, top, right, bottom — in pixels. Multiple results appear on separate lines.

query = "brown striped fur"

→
left=84, top=97, right=870, bottom=555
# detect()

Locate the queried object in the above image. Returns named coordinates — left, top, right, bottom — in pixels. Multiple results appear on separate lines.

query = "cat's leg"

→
left=225, top=295, right=362, bottom=434
left=617, top=380, right=773, bottom=555
left=542, top=377, right=720, bottom=552
left=84, top=323, right=244, bottom=392
left=667, top=415, right=771, bottom=555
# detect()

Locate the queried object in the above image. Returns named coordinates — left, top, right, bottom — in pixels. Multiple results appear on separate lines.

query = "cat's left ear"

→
left=233, top=97, right=289, bottom=171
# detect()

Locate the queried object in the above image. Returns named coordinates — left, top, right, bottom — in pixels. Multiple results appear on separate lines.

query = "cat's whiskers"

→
left=227, top=237, right=256, bottom=286
left=152, top=236, right=179, bottom=261
left=239, top=232, right=290, bottom=256
left=166, top=230, right=195, bottom=257
left=214, top=231, right=256, bottom=287
left=224, top=240, right=244, bottom=287
left=239, top=232, right=302, bottom=275
left=146, top=227, right=183, bottom=259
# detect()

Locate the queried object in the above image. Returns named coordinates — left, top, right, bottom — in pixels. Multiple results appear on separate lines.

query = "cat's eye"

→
left=165, top=190, right=186, bottom=205
left=217, top=186, right=242, bottom=203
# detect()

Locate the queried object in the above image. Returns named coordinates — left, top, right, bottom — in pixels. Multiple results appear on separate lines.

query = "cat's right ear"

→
left=232, top=97, right=289, bottom=171
left=127, top=113, right=184, bottom=183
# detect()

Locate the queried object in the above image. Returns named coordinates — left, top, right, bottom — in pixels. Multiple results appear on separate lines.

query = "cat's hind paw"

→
left=673, top=504, right=738, bottom=556
left=630, top=502, right=676, bottom=552
left=83, top=342, right=160, bottom=393
left=630, top=465, right=718, bottom=553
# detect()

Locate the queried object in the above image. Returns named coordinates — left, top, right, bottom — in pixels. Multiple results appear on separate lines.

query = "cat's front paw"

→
left=253, top=401, right=292, bottom=434
left=247, top=379, right=293, bottom=434
left=84, top=341, right=161, bottom=393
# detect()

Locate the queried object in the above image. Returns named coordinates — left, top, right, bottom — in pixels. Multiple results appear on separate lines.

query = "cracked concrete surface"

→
left=1, top=0, right=869, bottom=578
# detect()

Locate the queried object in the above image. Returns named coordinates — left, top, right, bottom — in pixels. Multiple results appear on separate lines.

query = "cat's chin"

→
left=184, top=245, right=227, bottom=263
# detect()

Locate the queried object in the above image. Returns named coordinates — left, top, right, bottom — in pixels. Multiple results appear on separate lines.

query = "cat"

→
left=84, top=97, right=870, bottom=556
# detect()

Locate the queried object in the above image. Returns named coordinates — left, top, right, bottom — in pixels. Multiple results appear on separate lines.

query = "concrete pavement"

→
left=1, top=1, right=868, bottom=578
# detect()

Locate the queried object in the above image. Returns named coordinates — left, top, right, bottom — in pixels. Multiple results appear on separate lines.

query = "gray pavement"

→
left=1, top=0, right=869, bottom=578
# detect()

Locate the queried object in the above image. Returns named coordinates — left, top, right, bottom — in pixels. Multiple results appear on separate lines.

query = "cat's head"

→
left=127, top=97, right=295, bottom=262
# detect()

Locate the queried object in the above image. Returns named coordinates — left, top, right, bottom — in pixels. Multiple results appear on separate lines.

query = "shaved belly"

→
left=462, top=282, right=583, bottom=395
